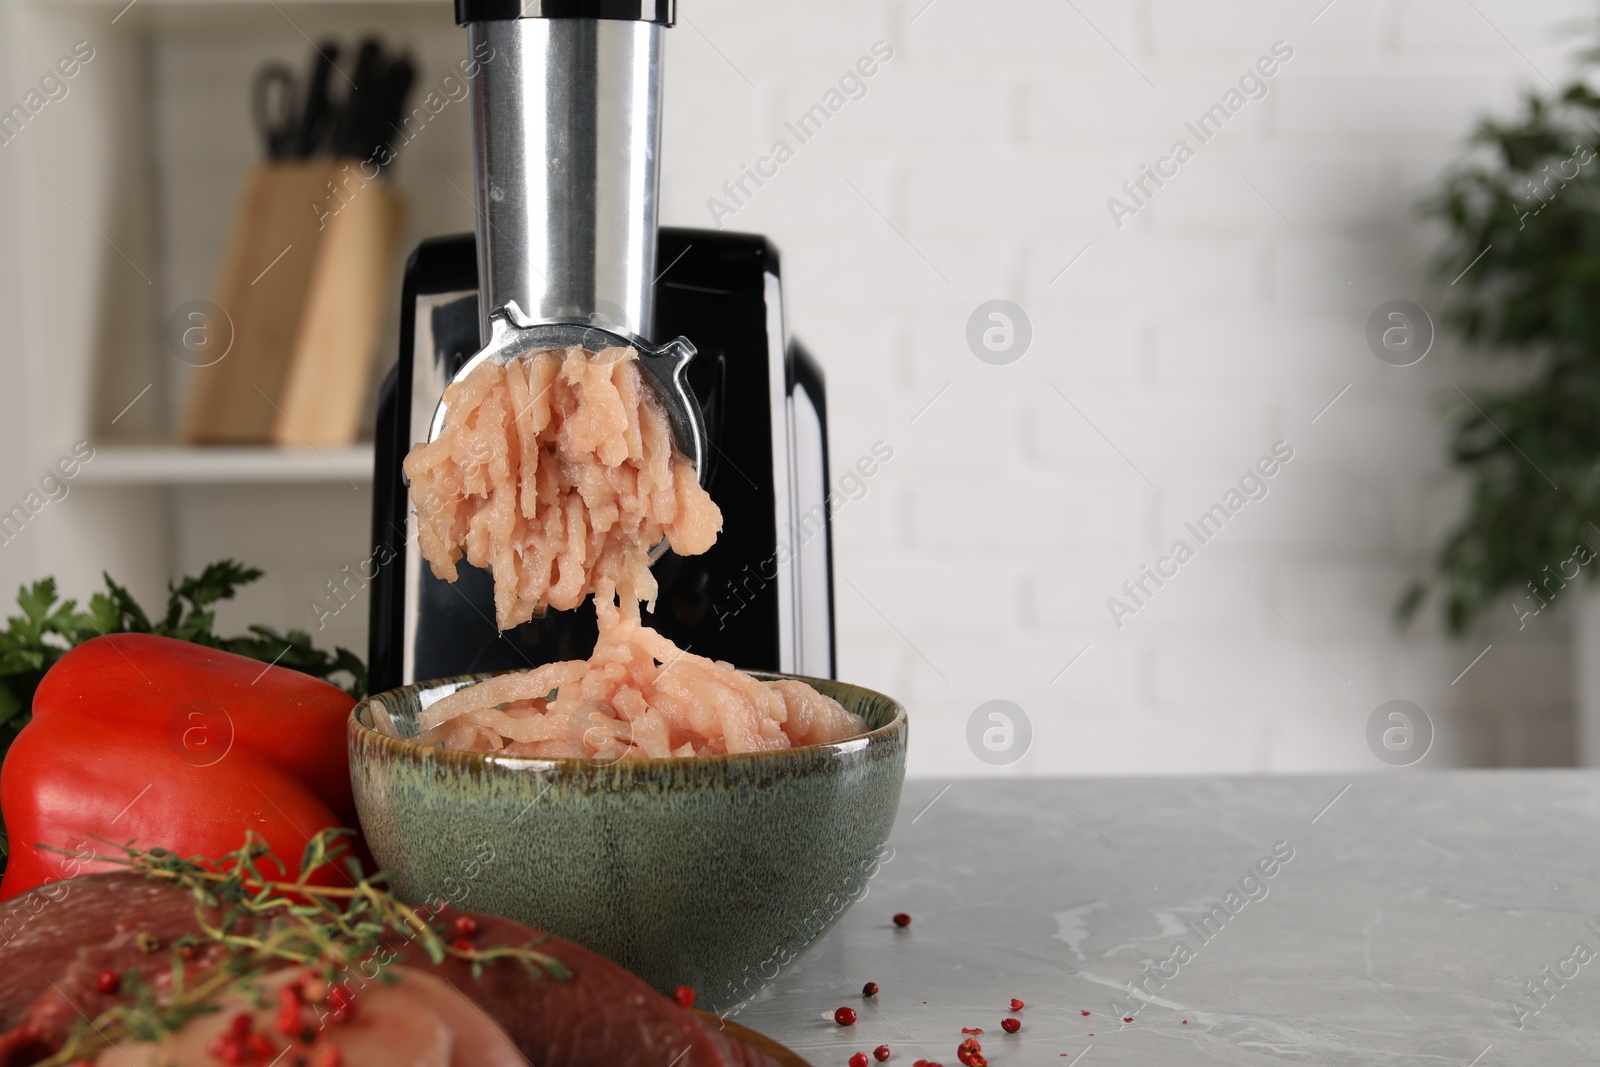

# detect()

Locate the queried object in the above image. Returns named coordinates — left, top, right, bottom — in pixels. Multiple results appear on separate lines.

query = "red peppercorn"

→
left=1081, top=1010, right=1090, bottom=1016
left=1009, top=998, right=1024, bottom=1011
left=276, top=1006, right=303, bottom=1038
left=94, top=969, right=120, bottom=995
left=451, top=937, right=474, bottom=954
left=673, top=985, right=697, bottom=1009
left=834, top=1006, right=858, bottom=1026
left=208, top=1010, right=266, bottom=1065
left=851, top=1054, right=870, bottom=1067
left=1001, top=1018, right=1021, bottom=1034
left=453, top=915, right=479, bottom=939
left=213, top=1036, right=249, bottom=1066
left=862, top=981, right=880, bottom=997
left=1122, top=1016, right=1133, bottom=1023
left=874, top=1045, right=891, bottom=1062
left=961, top=1027, right=983, bottom=1034
left=1182, top=1019, right=1189, bottom=1025
left=892, top=913, right=912, bottom=928
left=326, top=984, right=357, bottom=1024
left=956, top=1038, right=987, bottom=1067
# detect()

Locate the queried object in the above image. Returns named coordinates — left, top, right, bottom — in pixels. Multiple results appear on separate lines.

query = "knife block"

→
left=179, top=160, right=403, bottom=446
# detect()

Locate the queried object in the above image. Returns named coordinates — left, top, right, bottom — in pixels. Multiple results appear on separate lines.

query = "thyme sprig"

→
left=35, top=830, right=569, bottom=1065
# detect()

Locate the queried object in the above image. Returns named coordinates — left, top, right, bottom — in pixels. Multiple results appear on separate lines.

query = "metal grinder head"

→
left=437, top=0, right=705, bottom=475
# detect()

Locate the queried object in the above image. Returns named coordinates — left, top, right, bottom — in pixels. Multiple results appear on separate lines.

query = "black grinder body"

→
left=367, top=228, right=836, bottom=692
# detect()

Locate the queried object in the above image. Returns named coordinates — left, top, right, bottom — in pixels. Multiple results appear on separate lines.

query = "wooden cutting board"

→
left=692, top=1011, right=812, bottom=1067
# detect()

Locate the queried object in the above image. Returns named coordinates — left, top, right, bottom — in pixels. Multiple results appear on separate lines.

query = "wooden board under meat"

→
left=694, top=1012, right=813, bottom=1067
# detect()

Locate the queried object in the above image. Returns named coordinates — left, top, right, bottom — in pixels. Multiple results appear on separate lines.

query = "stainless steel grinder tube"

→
left=460, top=0, right=675, bottom=343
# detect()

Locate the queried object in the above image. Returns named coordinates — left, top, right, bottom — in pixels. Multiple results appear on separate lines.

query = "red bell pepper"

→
left=0, top=633, right=356, bottom=899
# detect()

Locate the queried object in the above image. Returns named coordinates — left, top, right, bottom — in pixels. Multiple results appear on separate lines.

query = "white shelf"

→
left=78, top=445, right=375, bottom=485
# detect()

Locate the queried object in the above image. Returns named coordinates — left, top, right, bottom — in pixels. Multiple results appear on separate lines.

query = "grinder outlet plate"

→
left=423, top=299, right=709, bottom=487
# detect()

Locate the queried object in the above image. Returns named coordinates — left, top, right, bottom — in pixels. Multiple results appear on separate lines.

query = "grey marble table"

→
left=735, top=774, right=1600, bottom=1067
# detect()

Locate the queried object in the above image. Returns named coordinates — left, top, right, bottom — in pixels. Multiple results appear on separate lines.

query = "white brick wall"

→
left=1, top=0, right=1580, bottom=777
left=656, top=0, right=1592, bottom=774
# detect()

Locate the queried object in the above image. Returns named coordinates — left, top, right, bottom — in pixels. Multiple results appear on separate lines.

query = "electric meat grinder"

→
left=367, top=0, right=836, bottom=690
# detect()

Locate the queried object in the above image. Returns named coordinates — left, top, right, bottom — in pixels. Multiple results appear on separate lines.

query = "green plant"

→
left=1402, top=77, right=1600, bottom=632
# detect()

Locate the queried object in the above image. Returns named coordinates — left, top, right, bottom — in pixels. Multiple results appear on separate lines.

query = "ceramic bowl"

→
left=348, top=672, right=906, bottom=1010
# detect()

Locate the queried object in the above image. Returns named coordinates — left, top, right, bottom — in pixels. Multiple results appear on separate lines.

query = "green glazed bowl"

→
left=348, top=672, right=906, bottom=1011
